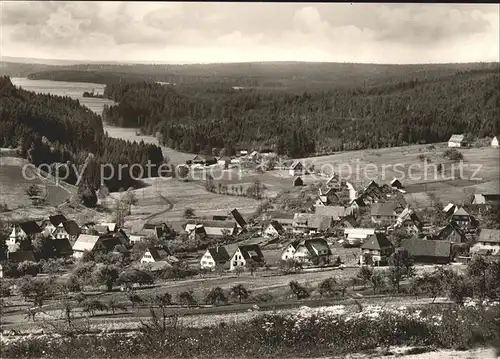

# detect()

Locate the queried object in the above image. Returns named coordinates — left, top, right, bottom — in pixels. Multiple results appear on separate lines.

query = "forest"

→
left=0, top=76, right=164, bottom=192
left=100, top=67, right=499, bottom=157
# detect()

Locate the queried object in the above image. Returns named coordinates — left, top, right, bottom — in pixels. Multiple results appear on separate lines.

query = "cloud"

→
left=1, top=2, right=498, bottom=63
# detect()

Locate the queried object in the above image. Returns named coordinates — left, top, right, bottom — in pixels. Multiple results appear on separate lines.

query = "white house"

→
left=343, top=228, right=376, bottom=246
left=470, top=229, right=500, bottom=256
left=200, top=246, right=230, bottom=269
left=280, top=241, right=301, bottom=261
left=289, top=161, right=304, bottom=176
left=448, top=134, right=466, bottom=148
left=129, top=234, right=145, bottom=244
left=292, top=238, right=332, bottom=265
left=8, top=221, right=42, bottom=251
left=140, top=246, right=174, bottom=264
left=263, top=221, right=285, bottom=238
left=52, top=220, right=81, bottom=241
left=229, top=245, right=264, bottom=271
left=491, top=136, right=499, bottom=149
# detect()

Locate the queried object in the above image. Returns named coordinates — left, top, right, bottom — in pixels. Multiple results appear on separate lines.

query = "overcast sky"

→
left=1, top=2, right=499, bottom=64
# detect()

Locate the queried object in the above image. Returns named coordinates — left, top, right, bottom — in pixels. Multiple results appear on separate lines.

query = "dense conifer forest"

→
left=0, top=76, right=164, bottom=192
left=99, top=66, right=499, bottom=157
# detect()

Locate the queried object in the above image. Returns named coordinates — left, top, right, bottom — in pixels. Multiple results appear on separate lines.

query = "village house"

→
left=442, top=203, right=457, bottom=216
left=359, top=181, right=385, bottom=204
left=71, top=234, right=122, bottom=259
left=265, top=211, right=295, bottom=231
left=191, top=154, right=217, bottom=166
left=451, top=207, right=473, bottom=228
left=142, top=222, right=172, bottom=240
left=492, top=136, right=499, bottom=149
left=370, top=202, right=404, bottom=224
left=470, top=229, right=500, bottom=256
left=289, top=161, right=304, bottom=176
left=263, top=220, right=285, bottom=238
left=292, top=238, right=332, bottom=265
left=435, top=222, right=468, bottom=244
left=128, top=234, right=145, bottom=244
left=281, top=240, right=301, bottom=261
left=332, top=216, right=358, bottom=236
left=188, top=224, right=207, bottom=240
left=349, top=197, right=368, bottom=212
left=326, top=174, right=344, bottom=191
left=390, top=178, right=404, bottom=191
left=185, top=220, right=238, bottom=239
left=229, top=244, right=265, bottom=271
left=8, top=221, right=42, bottom=251
left=394, top=207, right=424, bottom=234
left=217, top=156, right=231, bottom=169
left=8, top=251, right=36, bottom=263
left=359, top=233, right=394, bottom=266
left=40, top=214, right=67, bottom=235
left=100, top=222, right=118, bottom=233
left=292, top=213, right=332, bottom=234
left=213, top=209, right=247, bottom=230
left=140, top=246, right=176, bottom=264
left=315, top=188, right=340, bottom=206
left=448, top=134, right=466, bottom=148
left=52, top=220, right=81, bottom=241
left=401, top=238, right=453, bottom=264
left=472, top=193, right=500, bottom=206
left=53, top=238, right=74, bottom=258
left=238, top=150, right=249, bottom=157
left=293, top=176, right=303, bottom=187
left=343, top=228, right=376, bottom=247
left=200, top=246, right=230, bottom=269
left=315, top=205, right=354, bottom=222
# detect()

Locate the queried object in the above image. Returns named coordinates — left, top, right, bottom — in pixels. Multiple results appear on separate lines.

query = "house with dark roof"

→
left=292, top=213, right=332, bottom=234
left=8, top=221, right=42, bottom=251
left=52, top=220, right=81, bottom=241
left=200, top=246, right=230, bottom=269
left=470, top=229, right=500, bottom=256
left=360, top=233, right=394, bottom=266
left=293, top=238, right=332, bottom=265
left=280, top=240, right=302, bottom=261
left=53, top=238, right=73, bottom=258
left=41, top=214, right=67, bottom=234
left=371, top=202, right=404, bottom=224
left=390, top=178, right=403, bottom=190
left=265, top=211, right=295, bottom=230
left=472, top=193, right=500, bottom=205
left=394, top=207, right=423, bottom=234
left=315, top=205, right=353, bottom=221
left=451, top=207, right=473, bottom=228
left=289, top=161, right=304, bottom=176
left=263, top=220, right=285, bottom=238
left=191, top=154, right=217, bottom=166
left=229, top=244, right=264, bottom=271
left=293, top=176, right=303, bottom=187
left=442, top=203, right=456, bottom=216
left=436, top=222, right=468, bottom=244
left=343, top=228, right=376, bottom=247
left=140, top=246, right=172, bottom=264
left=7, top=251, right=36, bottom=263
left=326, top=174, right=344, bottom=191
left=72, top=234, right=121, bottom=259
left=113, top=228, right=130, bottom=246
left=448, top=134, right=466, bottom=148
left=401, top=238, right=452, bottom=264
left=142, top=222, right=172, bottom=240
left=185, top=220, right=238, bottom=238
left=228, top=209, right=247, bottom=229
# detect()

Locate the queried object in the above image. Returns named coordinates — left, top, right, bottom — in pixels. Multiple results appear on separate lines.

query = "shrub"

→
left=177, top=290, right=197, bottom=307
left=204, top=287, right=227, bottom=306
left=318, top=277, right=340, bottom=297
left=230, top=284, right=250, bottom=303
left=443, top=148, right=463, bottom=161
left=81, top=299, right=107, bottom=317
left=289, top=280, right=310, bottom=300
left=17, top=261, right=40, bottom=276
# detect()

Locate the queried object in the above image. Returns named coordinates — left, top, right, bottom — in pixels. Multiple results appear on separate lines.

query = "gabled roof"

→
left=229, top=209, right=247, bottom=228
left=437, top=222, right=468, bottom=242
left=213, top=215, right=229, bottom=221
left=448, top=134, right=465, bottom=142
left=100, top=222, right=117, bottom=232
left=290, top=161, right=303, bottom=169
left=193, top=154, right=217, bottom=162
left=315, top=206, right=349, bottom=221
left=294, top=176, right=303, bottom=185
left=146, top=246, right=172, bottom=261
left=361, top=233, right=394, bottom=250
left=401, top=238, right=451, bottom=258
left=49, top=214, right=67, bottom=226
left=453, top=207, right=470, bottom=216
left=237, top=244, right=264, bottom=261
left=390, top=178, right=402, bottom=187
left=53, top=239, right=73, bottom=255
left=303, top=238, right=332, bottom=257
left=267, top=220, right=285, bottom=234
left=19, top=221, right=42, bottom=234
left=309, top=215, right=332, bottom=231
left=62, top=220, right=81, bottom=236
left=72, top=234, right=100, bottom=252
left=95, top=225, right=110, bottom=234
left=443, top=203, right=456, bottom=213
left=207, top=246, right=230, bottom=262
left=364, top=180, right=380, bottom=190
left=371, top=202, right=401, bottom=216
left=478, top=229, right=500, bottom=243
left=293, top=213, right=314, bottom=226
left=143, top=222, right=167, bottom=230
left=185, top=220, right=236, bottom=237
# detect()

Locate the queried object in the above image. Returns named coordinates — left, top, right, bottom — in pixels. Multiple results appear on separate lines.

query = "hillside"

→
left=100, top=67, right=499, bottom=157
left=26, top=61, right=500, bottom=89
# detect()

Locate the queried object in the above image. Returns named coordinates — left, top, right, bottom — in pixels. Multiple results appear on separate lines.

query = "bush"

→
left=204, top=287, right=227, bottom=306
left=443, top=148, right=463, bottom=161
left=81, top=299, right=108, bottom=317
left=17, top=261, right=40, bottom=276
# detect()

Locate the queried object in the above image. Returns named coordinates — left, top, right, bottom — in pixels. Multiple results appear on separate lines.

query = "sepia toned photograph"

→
left=0, top=2, right=499, bottom=359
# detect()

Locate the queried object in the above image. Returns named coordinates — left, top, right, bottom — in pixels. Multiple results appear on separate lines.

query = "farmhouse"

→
left=390, top=178, right=403, bottom=190
left=72, top=234, right=121, bottom=259
left=315, top=188, right=339, bottom=206
left=229, top=245, right=264, bottom=271
left=188, top=224, right=207, bottom=240
left=228, top=209, right=248, bottom=229
left=52, top=220, right=81, bottom=241
left=349, top=197, right=368, bottom=212
left=292, top=213, right=332, bottom=234
left=332, top=216, right=358, bottom=234
left=263, top=221, right=285, bottom=238
left=451, top=207, right=473, bottom=228
left=326, top=174, right=344, bottom=191
left=41, top=214, right=67, bottom=235
left=436, top=222, right=468, bottom=243
left=53, top=238, right=74, bottom=258
left=185, top=220, right=238, bottom=238
left=8, top=251, right=36, bottom=263
left=100, top=222, right=118, bottom=233
left=359, top=233, right=394, bottom=266
left=401, top=238, right=452, bottom=264
left=293, top=176, right=303, bottom=186
left=448, top=134, right=466, bottom=148
left=315, top=205, right=354, bottom=221
left=140, top=246, right=174, bottom=264
left=472, top=193, right=500, bottom=205
left=191, top=154, right=217, bottom=166
left=394, top=207, right=423, bottom=234
left=200, top=246, right=230, bottom=269
left=128, top=234, right=145, bottom=244
left=143, top=222, right=172, bottom=240
left=470, top=229, right=500, bottom=256
left=292, top=238, right=332, bottom=265
left=371, top=202, right=404, bottom=224
left=289, top=161, right=304, bottom=176
left=343, top=228, right=376, bottom=247
left=265, top=211, right=295, bottom=231
left=281, top=240, right=301, bottom=261
left=492, top=136, right=499, bottom=148
left=442, top=203, right=456, bottom=215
